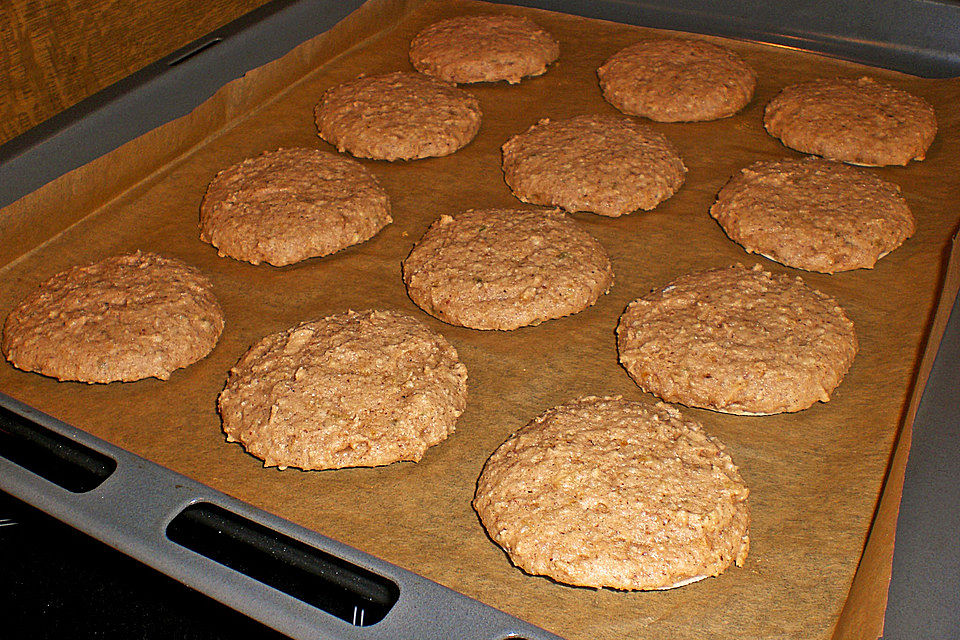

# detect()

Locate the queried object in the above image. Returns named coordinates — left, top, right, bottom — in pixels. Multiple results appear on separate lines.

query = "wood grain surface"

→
left=0, top=0, right=273, bottom=145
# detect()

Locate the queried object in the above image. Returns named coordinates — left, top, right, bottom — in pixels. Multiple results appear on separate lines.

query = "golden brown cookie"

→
left=218, top=309, right=468, bottom=470
left=763, top=76, right=937, bottom=166
left=598, top=38, right=756, bottom=122
left=2, top=252, right=223, bottom=383
left=710, top=157, right=915, bottom=273
left=410, top=14, right=559, bottom=84
left=501, top=114, right=686, bottom=216
left=315, top=71, right=482, bottom=161
left=474, top=396, right=750, bottom=590
left=199, top=148, right=392, bottom=266
left=617, top=264, right=857, bottom=415
left=402, top=208, right=613, bottom=330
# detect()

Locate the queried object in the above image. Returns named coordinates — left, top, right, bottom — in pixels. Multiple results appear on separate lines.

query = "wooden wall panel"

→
left=0, top=0, right=273, bottom=144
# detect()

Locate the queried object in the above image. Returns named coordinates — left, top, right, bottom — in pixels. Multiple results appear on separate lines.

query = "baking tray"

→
left=1, top=0, right=959, bottom=638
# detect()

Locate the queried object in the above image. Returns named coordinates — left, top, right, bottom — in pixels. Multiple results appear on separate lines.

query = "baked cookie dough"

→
left=474, top=396, right=750, bottom=590
left=2, top=252, right=223, bottom=383
left=501, top=114, right=686, bottom=216
left=710, top=157, right=915, bottom=273
left=598, top=38, right=756, bottom=122
left=218, top=309, right=468, bottom=470
left=315, top=71, right=482, bottom=161
left=617, top=264, right=857, bottom=415
left=410, top=14, right=560, bottom=84
left=402, top=208, right=613, bottom=330
left=763, top=76, right=937, bottom=166
left=199, top=148, right=392, bottom=266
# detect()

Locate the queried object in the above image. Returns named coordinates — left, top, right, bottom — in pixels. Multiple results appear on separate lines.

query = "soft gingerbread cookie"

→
left=218, top=309, right=468, bottom=470
left=2, top=252, right=223, bottom=383
left=410, top=15, right=559, bottom=84
left=475, top=396, right=750, bottom=590
left=403, top=208, right=613, bottom=330
left=763, top=76, right=936, bottom=166
left=200, top=148, right=391, bottom=266
left=617, top=264, right=857, bottom=415
left=598, top=38, right=756, bottom=122
left=501, top=114, right=686, bottom=216
left=315, top=72, right=481, bottom=161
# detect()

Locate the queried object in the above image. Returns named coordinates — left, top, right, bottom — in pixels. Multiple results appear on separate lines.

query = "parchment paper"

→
left=2, top=1, right=959, bottom=638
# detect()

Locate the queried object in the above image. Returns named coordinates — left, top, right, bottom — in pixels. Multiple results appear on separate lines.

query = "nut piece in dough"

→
left=2, top=252, right=224, bottom=383
left=410, top=14, right=560, bottom=84
left=402, top=208, right=614, bottom=330
left=617, top=264, right=857, bottom=415
left=218, top=309, right=468, bottom=470
left=710, top=157, right=915, bottom=273
left=200, top=148, right=392, bottom=266
left=474, top=396, right=750, bottom=590
left=501, top=114, right=686, bottom=217
left=598, top=38, right=756, bottom=122
left=763, top=76, right=937, bottom=166
left=315, top=71, right=482, bottom=161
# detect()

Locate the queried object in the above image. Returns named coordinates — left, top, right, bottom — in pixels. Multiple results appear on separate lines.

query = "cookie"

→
left=474, top=396, right=750, bottom=590
left=218, top=309, right=467, bottom=470
left=315, top=71, right=482, bottom=161
left=617, top=264, right=857, bottom=415
left=501, top=114, right=686, bottom=216
left=710, top=157, right=915, bottom=273
left=199, top=148, right=392, bottom=266
left=2, top=252, right=223, bottom=383
left=409, top=14, right=560, bottom=84
left=763, top=76, right=937, bottom=166
left=402, top=208, right=613, bottom=330
left=598, top=38, right=756, bottom=122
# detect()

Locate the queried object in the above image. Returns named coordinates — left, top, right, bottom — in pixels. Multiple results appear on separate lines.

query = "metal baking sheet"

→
left=1, top=0, right=958, bottom=637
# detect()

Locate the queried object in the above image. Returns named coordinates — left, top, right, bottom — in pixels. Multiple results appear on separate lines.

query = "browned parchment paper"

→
left=2, top=1, right=959, bottom=638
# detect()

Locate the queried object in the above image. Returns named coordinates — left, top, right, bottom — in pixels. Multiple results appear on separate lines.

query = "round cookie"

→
left=710, top=157, right=915, bottom=273
left=2, top=252, right=223, bottom=383
left=501, top=114, right=686, bottom=217
left=218, top=309, right=468, bottom=470
left=763, top=76, right=937, bottom=166
left=315, top=71, right=482, bottom=161
left=410, top=14, right=560, bottom=84
left=617, top=264, right=857, bottom=415
left=598, top=38, right=756, bottom=122
left=402, top=208, right=613, bottom=330
left=474, top=396, right=750, bottom=590
left=199, top=148, right=392, bottom=266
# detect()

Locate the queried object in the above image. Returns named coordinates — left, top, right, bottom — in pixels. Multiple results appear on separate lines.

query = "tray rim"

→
left=2, top=0, right=959, bottom=638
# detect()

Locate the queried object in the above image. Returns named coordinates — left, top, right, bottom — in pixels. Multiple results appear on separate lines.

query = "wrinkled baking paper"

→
left=2, top=1, right=959, bottom=638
